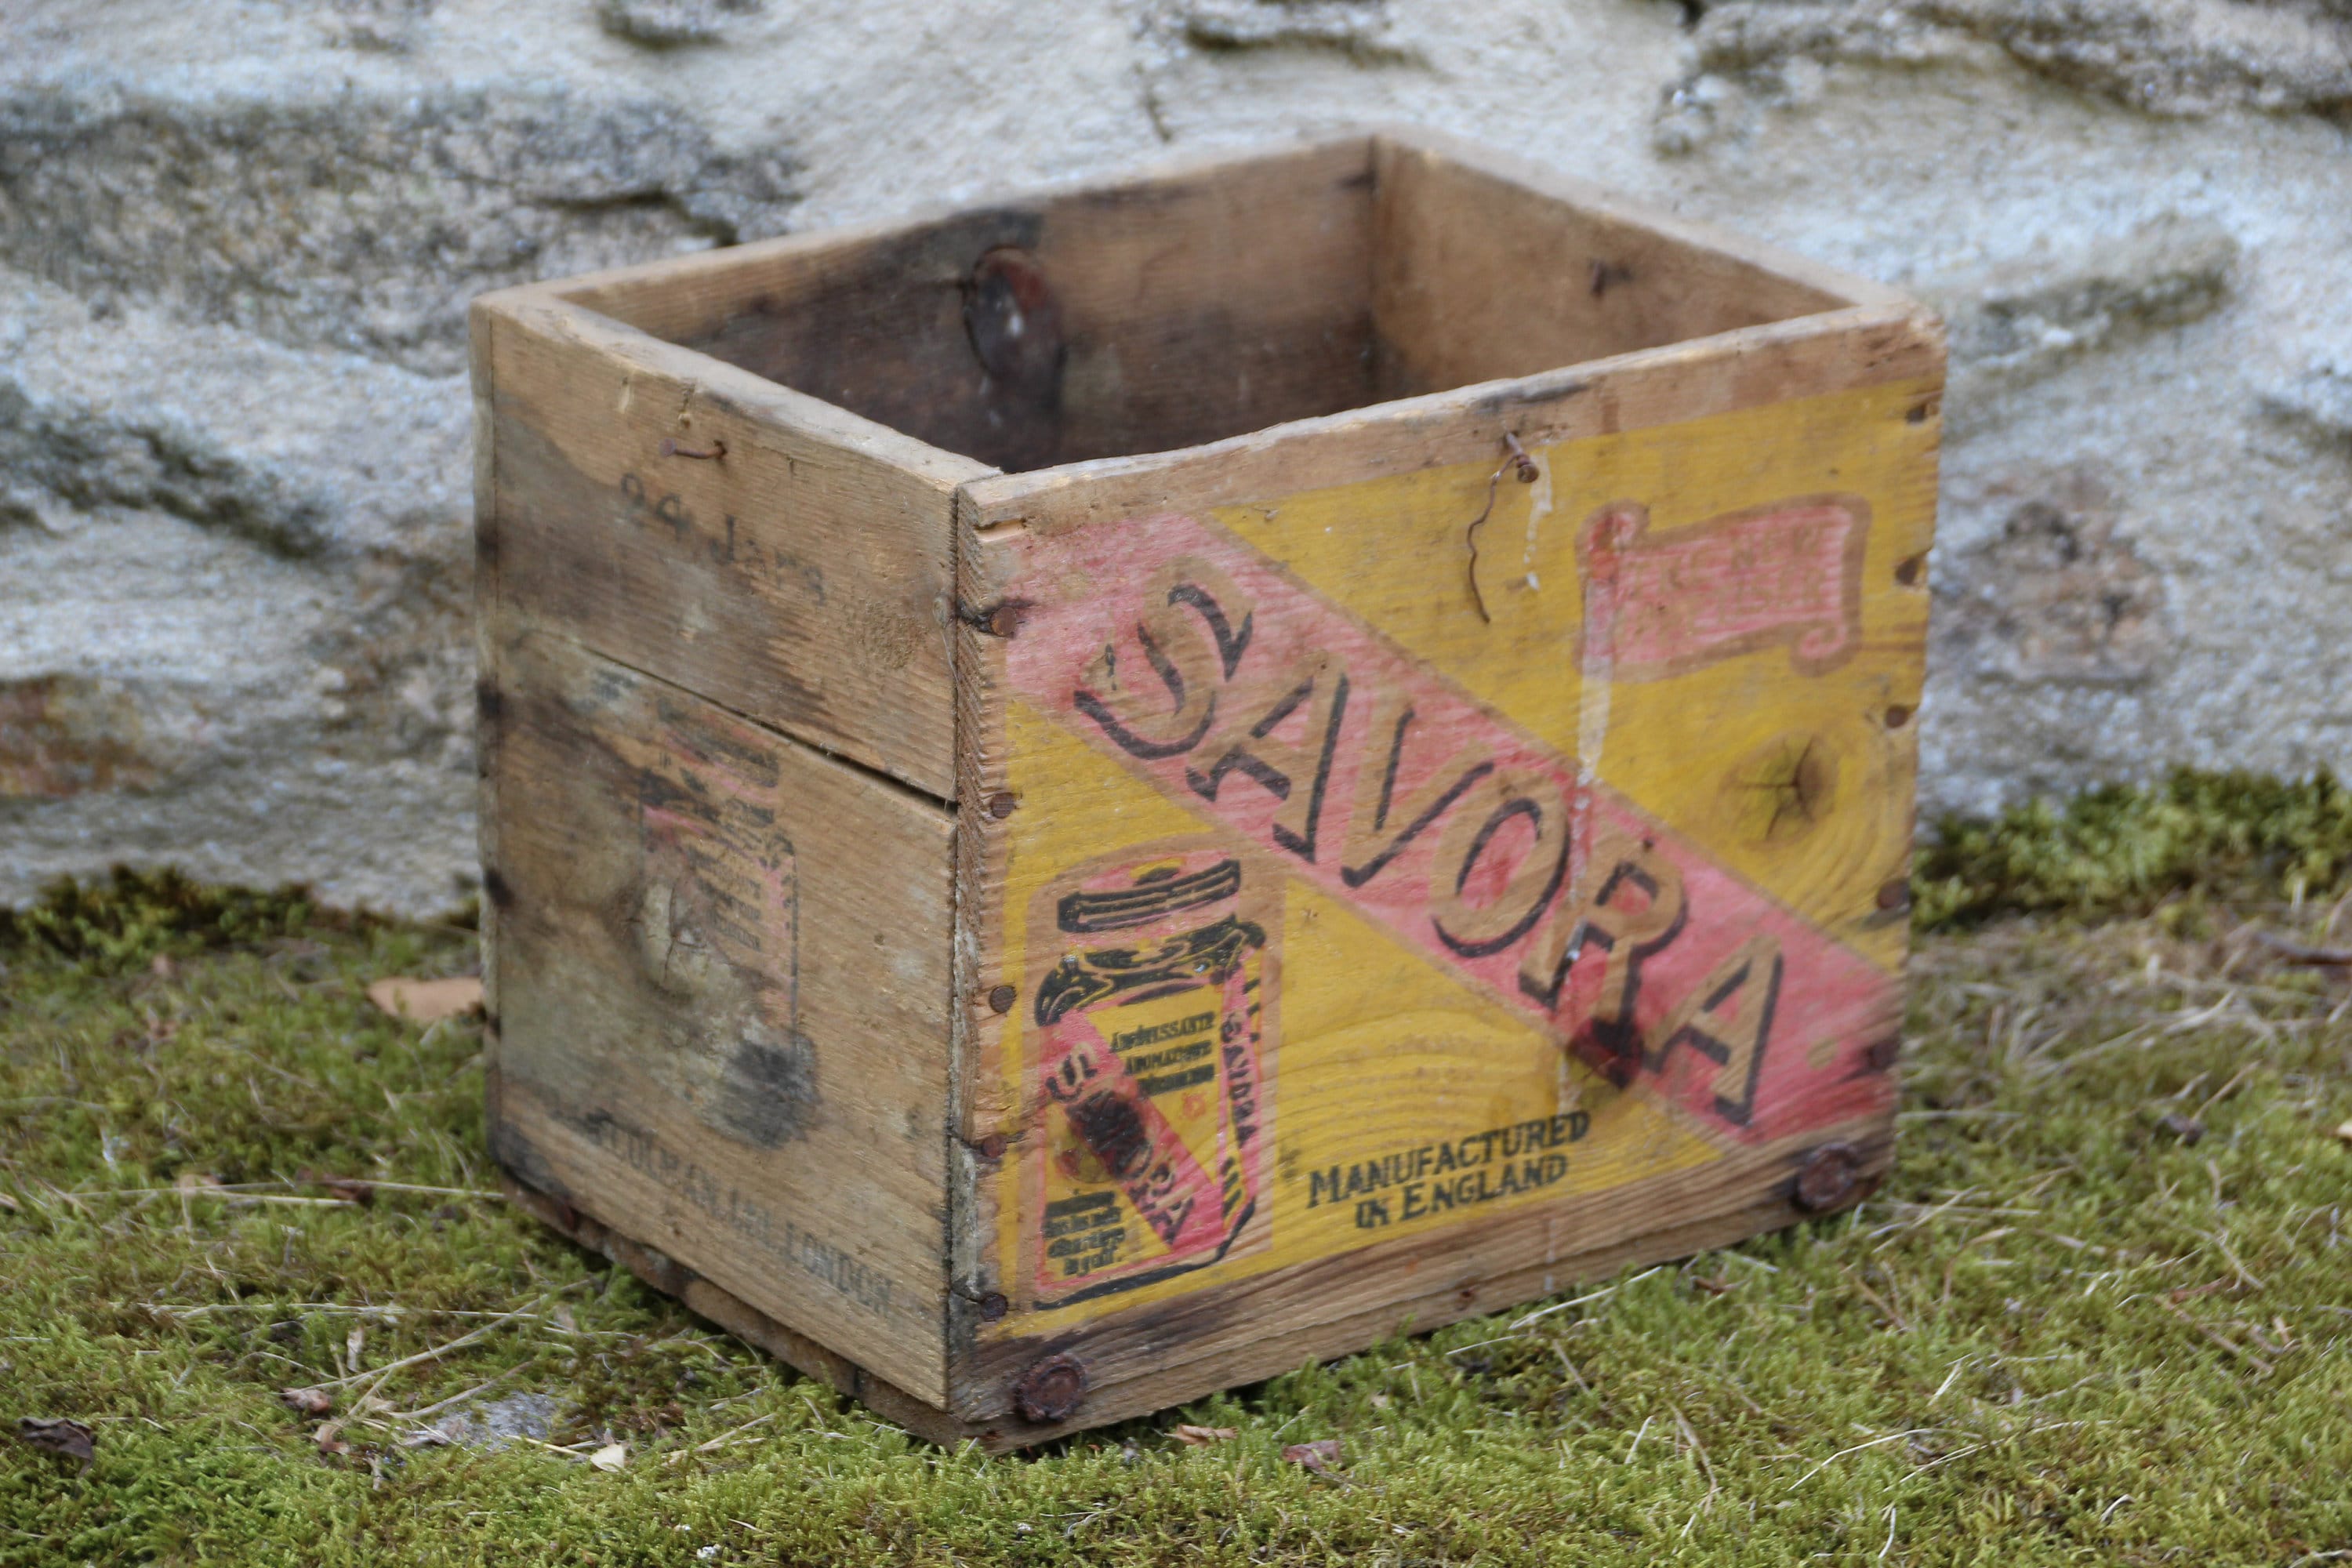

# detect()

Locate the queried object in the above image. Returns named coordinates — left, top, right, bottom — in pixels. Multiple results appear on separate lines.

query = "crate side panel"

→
left=563, top=139, right=1379, bottom=474
left=485, top=295, right=970, bottom=798
left=950, top=318, right=1940, bottom=1425
left=1370, top=132, right=1853, bottom=399
left=485, top=622, right=952, bottom=1406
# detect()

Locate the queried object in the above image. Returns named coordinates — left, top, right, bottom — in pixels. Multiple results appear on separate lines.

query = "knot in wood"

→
left=965, top=247, right=1063, bottom=406
left=1793, top=1142, right=1863, bottom=1214
left=1012, top=1352, right=1088, bottom=1424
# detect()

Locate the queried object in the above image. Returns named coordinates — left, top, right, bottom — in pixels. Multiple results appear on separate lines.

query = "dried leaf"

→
left=173, top=1171, right=223, bottom=1192
left=366, top=976, right=484, bottom=1023
left=280, top=1387, right=335, bottom=1417
left=15, top=1417, right=95, bottom=1465
left=345, top=1326, right=367, bottom=1370
left=0, top=1190, right=20, bottom=1214
left=589, top=1442, right=629, bottom=1472
left=1691, top=1274, right=1733, bottom=1297
left=1281, top=1438, right=1343, bottom=1472
left=1368, top=1392, right=1390, bottom=1410
left=2332, top=1119, right=2352, bottom=1147
left=315, top=1421, right=349, bottom=1456
left=1172, top=1424, right=1237, bottom=1446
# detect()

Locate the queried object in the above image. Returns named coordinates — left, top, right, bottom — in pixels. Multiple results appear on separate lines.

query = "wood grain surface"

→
left=481, top=626, right=954, bottom=1405
left=477, top=287, right=985, bottom=797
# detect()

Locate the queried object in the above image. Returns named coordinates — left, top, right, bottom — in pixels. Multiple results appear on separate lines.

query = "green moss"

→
left=0, top=866, right=347, bottom=975
left=1915, top=767, right=2352, bottom=930
left=4, top=840, right=2350, bottom=1565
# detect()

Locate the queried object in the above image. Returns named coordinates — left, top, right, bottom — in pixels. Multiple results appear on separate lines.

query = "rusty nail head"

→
left=1012, top=1352, right=1087, bottom=1424
left=1894, top=554, right=1926, bottom=587
left=960, top=600, right=1029, bottom=638
left=1793, top=1142, right=1864, bottom=1213
left=1883, top=705, right=1913, bottom=730
left=979, top=1292, right=1009, bottom=1323
left=1875, top=877, right=1912, bottom=913
left=988, top=983, right=1017, bottom=1013
left=988, top=792, right=1018, bottom=819
left=1502, top=431, right=1538, bottom=484
left=975, top=1133, right=1008, bottom=1161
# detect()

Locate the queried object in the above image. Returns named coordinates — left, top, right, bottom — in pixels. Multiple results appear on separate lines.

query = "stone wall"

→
left=3, top=0, right=2347, bottom=913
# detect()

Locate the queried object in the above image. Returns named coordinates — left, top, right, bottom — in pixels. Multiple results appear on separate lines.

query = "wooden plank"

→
left=482, top=623, right=953, bottom=1406
left=955, top=1116, right=1890, bottom=1428
left=478, top=288, right=986, bottom=799
left=1370, top=125, right=1900, bottom=400
left=561, top=136, right=1380, bottom=474
left=957, top=305, right=1944, bottom=538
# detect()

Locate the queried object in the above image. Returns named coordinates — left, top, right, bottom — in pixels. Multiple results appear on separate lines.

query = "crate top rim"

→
left=470, top=125, right=1944, bottom=517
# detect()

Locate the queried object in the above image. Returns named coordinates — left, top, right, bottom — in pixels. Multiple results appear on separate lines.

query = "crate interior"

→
left=561, top=135, right=1855, bottom=474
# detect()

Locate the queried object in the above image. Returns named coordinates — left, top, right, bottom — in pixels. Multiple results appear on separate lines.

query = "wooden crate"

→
left=471, top=127, right=1944, bottom=1449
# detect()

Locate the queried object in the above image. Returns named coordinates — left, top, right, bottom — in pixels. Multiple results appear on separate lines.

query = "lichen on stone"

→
left=2260, top=360, right=2352, bottom=446
left=593, top=0, right=763, bottom=47
left=1934, top=214, right=2238, bottom=380
left=1157, top=0, right=1420, bottom=63
left=0, top=80, right=800, bottom=376
left=1657, top=0, right=2352, bottom=151
left=1934, top=465, right=2171, bottom=689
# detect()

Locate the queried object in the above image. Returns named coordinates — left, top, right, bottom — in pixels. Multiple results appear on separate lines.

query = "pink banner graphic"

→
left=1003, top=511, right=1897, bottom=1145
left=1579, top=496, right=1867, bottom=681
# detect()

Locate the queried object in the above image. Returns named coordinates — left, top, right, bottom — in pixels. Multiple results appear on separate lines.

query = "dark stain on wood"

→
left=487, top=1116, right=572, bottom=1205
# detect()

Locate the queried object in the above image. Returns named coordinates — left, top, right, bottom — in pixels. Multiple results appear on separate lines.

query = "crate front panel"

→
left=975, top=377, right=1936, bottom=1338
left=485, top=626, right=954, bottom=1403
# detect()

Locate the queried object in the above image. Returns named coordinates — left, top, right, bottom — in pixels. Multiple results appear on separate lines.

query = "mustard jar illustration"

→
left=1026, top=844, right=1276, bottom=1307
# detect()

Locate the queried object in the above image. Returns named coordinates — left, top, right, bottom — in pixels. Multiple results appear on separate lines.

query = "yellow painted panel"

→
left=1212, top=378, right=1937, bottom=964
left=986, top=380, right=1933, bottom=1335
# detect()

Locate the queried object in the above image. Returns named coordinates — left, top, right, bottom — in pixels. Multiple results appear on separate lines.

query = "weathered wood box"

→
left=472, top=129, right=1943, bottom=1448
